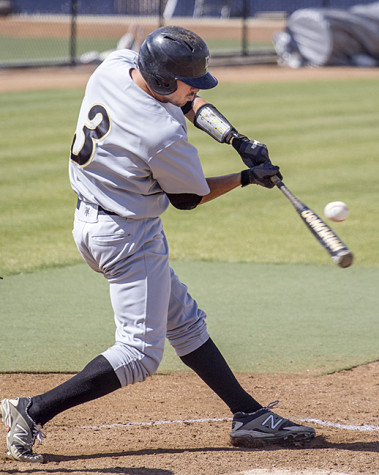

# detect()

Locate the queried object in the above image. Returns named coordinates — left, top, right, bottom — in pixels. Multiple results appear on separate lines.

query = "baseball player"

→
left=1, top=26, right=315, bottom=463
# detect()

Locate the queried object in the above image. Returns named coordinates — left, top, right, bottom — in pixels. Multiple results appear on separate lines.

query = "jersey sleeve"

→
left=149, top=137, right=210, bottom=196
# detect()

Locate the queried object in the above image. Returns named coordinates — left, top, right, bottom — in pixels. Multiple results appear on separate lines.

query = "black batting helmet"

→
left=137, top=26, right=218, bottom=95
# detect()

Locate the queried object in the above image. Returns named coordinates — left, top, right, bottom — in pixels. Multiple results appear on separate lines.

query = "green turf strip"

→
left=1, top=261, right=377, bottom=376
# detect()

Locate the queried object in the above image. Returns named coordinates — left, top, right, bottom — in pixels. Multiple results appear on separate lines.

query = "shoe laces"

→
left=32, top=425, right=46, bottom=446
left=264, top=400, right=280, bottom=410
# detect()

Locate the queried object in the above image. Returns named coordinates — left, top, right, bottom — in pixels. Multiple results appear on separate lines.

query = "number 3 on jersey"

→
left=70, top=104, right=111, bottom=167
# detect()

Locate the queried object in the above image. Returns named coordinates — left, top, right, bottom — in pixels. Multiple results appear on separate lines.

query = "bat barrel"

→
left=271, top=175, right=354, bottom=268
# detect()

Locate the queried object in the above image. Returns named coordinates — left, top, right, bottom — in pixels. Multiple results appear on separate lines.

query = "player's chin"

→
left=170, top=98, right=191, bottom=108
left=181, top=94, right=196, bottom=106
left=165, top=93, right=194, bottom=108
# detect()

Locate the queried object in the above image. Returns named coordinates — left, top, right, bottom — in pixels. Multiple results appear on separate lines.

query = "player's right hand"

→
left=241, top=164, right=282, bottom=188
left=232, top=136, right=271, bottom=168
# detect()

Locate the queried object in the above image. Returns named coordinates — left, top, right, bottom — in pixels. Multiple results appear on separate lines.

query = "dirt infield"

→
left=0, top=17, right=284, bottom=41
left=1, top=64, right=378, bottom=474
left=0, top=363, right=378, bottom=474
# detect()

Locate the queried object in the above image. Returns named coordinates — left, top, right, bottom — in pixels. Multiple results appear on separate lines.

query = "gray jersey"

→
left=69, top=50, right=210, bottom=218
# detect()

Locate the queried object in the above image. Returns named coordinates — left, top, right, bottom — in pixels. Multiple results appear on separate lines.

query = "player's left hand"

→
left=232, top=136, right=271, bottom=168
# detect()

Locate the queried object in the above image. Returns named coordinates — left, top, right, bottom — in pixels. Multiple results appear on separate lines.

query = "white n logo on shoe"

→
left=13, top=423, right=29, bottom=444
left=262, top=414, right=283, bottom=430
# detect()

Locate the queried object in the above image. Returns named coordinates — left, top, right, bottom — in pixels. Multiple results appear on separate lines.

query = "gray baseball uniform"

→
left=70, top=50, right=210, bottom=386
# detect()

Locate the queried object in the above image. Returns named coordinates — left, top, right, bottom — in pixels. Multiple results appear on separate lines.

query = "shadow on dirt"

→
left=39, top=437, right=379, bottom=463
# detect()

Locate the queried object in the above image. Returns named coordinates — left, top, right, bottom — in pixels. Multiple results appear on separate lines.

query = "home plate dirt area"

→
left=0, top=363, right=378, bottom=474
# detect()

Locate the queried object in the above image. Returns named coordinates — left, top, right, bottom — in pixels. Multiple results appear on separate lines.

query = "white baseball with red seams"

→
left=324, top=201, right=349, bottom=222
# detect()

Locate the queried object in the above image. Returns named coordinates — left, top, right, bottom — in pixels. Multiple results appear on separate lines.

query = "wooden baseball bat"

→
left=271, top=175, right=353, bottom=268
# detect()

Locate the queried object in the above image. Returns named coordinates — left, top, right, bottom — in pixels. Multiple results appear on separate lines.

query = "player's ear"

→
left=154, top=74, right=177, bottom=93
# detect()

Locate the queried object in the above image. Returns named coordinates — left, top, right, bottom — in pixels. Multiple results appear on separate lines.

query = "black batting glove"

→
left=241, top=164, right=282, bottom=189
left=232, top=135, right=271, bottom=168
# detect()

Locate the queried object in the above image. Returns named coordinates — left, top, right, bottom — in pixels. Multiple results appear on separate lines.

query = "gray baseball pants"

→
left=73, top=200, right=209, bottom=387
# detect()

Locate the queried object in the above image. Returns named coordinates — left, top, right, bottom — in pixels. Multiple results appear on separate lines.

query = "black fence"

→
left=0, top=0, right=376, bottom=68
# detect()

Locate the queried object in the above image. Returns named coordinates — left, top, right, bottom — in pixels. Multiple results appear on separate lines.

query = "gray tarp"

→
left=274, top=2, right=379, bottom=67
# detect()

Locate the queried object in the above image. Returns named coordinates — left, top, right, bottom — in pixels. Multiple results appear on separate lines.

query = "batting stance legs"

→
left=22, top=203, right=260, bottom=424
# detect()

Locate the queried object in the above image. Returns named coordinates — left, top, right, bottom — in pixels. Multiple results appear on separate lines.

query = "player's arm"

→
left=166, top=164, right=280, bottom=209
left=200, top=163, right=281, bottom=204
left=166, top=172, right=240, bottom=209
left=199, top=173, right=241, bottom=204
left=181, top=96, right=272, bottom=170
left=181, top=95, right=207, bottom=123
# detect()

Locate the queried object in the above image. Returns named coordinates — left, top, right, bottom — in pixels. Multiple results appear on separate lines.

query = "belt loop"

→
left=77, top=198, right=118, bottom=217
left=75, top=199, right=99, bottom=223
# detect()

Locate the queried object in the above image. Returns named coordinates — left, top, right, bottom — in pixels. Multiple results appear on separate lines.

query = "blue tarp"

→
left=274, top=2, right=379, bottom=67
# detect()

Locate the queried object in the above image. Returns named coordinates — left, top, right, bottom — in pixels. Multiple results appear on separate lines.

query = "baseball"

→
left=324, top=201, right=349, bottom=222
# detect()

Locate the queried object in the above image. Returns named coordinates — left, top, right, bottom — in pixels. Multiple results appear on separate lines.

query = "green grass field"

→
left=1, top=77, right=378, bottom=375
left=1, top=79, right=378, bottom=275
left=0, top=36, right=272, bottom=63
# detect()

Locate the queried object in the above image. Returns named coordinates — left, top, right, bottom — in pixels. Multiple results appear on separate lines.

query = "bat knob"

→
left=333, top=250, right=354, bottom=268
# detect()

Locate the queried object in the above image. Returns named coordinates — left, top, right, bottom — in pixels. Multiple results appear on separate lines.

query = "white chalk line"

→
left=81, top=416, right=379, bottom=432
left=296, top=417, right=379, bottom=432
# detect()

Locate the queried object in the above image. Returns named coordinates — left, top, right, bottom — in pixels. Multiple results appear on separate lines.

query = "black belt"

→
left=76, top=199, right=118, bottom=216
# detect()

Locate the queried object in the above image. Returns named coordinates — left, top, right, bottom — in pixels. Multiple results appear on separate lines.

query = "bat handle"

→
left=270, top=174, right=306, bottom=214
left=271, top=174, right=284, bottom=188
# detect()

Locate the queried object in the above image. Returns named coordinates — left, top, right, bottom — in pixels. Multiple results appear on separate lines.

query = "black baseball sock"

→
left=180, top=337, right=262, bottom=414
left=28, top=355, right=121, bottom=426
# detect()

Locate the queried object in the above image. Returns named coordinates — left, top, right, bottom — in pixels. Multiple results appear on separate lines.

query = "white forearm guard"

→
left=194, top=103, right=237, bottom=143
